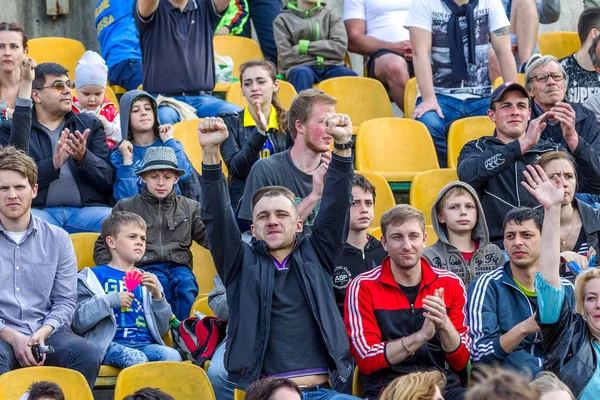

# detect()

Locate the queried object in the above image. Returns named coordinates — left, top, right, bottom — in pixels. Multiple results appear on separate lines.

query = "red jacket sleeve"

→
left=344, top=272, right=389, bottom=375
left=445, top=276, right=471, bottom=371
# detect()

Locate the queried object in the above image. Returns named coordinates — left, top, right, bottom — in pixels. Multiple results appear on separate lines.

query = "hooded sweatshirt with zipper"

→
left=423, top=181, right=504, bottom=287
left=111, top=90, right=194, bottom=201
left=72, top=267, right=173, bottom=359
left=273, top=1, right=348, bottom=75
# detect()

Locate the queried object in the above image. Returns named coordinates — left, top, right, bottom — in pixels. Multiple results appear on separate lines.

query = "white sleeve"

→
left=343, top=0, right=366, bottom=21
left=404, top=0, right=433, bottom=32
left=488, top=0, right=510, bottom=32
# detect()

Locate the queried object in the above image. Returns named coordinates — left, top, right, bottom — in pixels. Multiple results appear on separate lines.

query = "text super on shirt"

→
left=559, top=55, right=600, bottom=104
left=92, top=265, right=153, bottom=343
left=404, top=0, right=510, bottom=99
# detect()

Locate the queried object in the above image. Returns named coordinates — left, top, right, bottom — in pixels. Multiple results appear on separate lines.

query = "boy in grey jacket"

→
left=273, top=0, right=356, bottom=91
left=424, top=181, right=504, bottom=286
left=72, top=211, right=181, bottom=369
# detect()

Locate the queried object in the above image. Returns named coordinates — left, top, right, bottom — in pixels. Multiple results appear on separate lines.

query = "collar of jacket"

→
left=252, top=234, right=305, bottom=257
left=141, top=185, right=177, bottom=206
left=342, top=234, right=381, bottom=253
left=378, top=256, right=438, bottom=289
left=577, top=198, right=600, bottom=235
left=285, top=1, right=324, bottom=14
left=31, top=107, right=76, bottom=130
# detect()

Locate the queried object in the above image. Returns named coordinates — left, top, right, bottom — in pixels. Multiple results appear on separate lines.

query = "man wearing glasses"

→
left=0, top=62, right=114, bottom=233
left=457, top=82, right=600, bottom=247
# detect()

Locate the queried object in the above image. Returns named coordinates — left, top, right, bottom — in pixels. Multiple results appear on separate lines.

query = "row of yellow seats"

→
left=0, top=362, right=216, bottom=400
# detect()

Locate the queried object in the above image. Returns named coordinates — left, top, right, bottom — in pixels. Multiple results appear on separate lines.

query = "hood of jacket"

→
left=282, top=1, right=325, bottom=16
left=119, top=90, right=160, bottom=141
left=431, top=180, right=491, bottom=246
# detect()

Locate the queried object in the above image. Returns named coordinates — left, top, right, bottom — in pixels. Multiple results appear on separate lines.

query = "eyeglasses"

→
left=531, top=72, right=565, bottom=83
left=35, top=80, right=75, bottom=91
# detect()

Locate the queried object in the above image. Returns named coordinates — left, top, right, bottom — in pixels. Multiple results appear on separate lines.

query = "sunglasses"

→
left=36, top=80, right=76, bottom=91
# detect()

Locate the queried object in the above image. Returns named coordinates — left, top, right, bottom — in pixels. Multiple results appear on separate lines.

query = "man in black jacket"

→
left=458, top=82, right=600, bottom=247
left=0, top=63, right=114, bottom=233
left=198, top=111, right=359, bottom=398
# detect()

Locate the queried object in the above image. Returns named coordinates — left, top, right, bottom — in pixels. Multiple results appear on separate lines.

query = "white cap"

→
left=74, top=50, right=108, bottom=90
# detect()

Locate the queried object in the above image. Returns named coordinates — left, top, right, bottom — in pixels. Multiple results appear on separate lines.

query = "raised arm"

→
left=521, top=164, right=564, bottom=288
left=7, top=57, right=36, bottom=150
left=199, top=117, right=246, bottom=286
left=137, top=0, right=159, bottom=19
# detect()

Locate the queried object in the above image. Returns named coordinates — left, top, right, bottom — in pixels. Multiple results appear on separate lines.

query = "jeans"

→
left=207, top=341, right=236, bottom=400
left=108, top=59, right=144, bottom=91
left=416, top=94, right=489, bottom=168
left=301, top=389, right=360, bottom=400
left=144, top=264, right=199, bottom=320
left=103, top=341, right=181, bottom=369
left=0, top=328, right=102, bottom=388
left=286, top=65, right=357, bottom=92
left=156, top=94, right=242, bottom=124
left=31, top=205, right=112, bottom=233
left=247, top=0, right=282, bottom=63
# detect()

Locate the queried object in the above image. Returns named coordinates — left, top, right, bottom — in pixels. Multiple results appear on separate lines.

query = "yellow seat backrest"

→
left=447, top=116, right=496, bottom=168
left=0, top=366, right=93, bottom=400
left=492, top=73, right=526, bottom=89
left=191, top=296, right=215, bottom=317
left=234, top=389, right=245, bottom=400
left=225, top=80, right=297, bottom=110
left=404, top=77, right=418, bottom=118
left=409, top=169, right=458, bottom=225
left=27, top=37, right=86, bottom=80
left=355, top=118, right=439, bottom=182
left=114, top=362, right=215, bottom=400
left=425, top=224, right=438, bottom=247
left=70, top=232, right=100, bottom=271
left=537, top=32, right=581, bottom=60
left=173, top=119, right=229, bottom=178
left=191, top=242, right=218, bottom=296
left=104, top=86, right=119, bottom=111
left=355, top=171, right=396, bottom=230
left=353, top=367, right=363, bottom=397
left=317, top=77, right=393, bottom=132
left=213, top=36, right=264, bottom=79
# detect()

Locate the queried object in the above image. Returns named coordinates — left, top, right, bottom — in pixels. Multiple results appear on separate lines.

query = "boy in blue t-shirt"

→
left=72, top=211, right=181, bottom=369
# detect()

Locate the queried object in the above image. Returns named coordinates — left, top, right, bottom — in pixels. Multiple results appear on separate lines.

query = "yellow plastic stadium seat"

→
left=367, top=226, right=382, bottom=240
left=409, top=169, right=458, bottom=225
left=113, top=362, right=216, bottom=400
left=353, top=367, right=363, bottom=398
left=355, top=171, right=396, bottom=230
left=225, top=80, right=297, bottom=110
left=191, top=296, right=215, bottom=317
left=492, top=73, right=526, bottom=89
left=191, top=242, right=218, bottom=296
left=425, top=225, right=438, bottom=247
left=104, top=86, right=119, bottom=111
left=173, top=119, right=229, bottom=178
left=70, top=232, right=100, bottom=271
left=0, top=366, right=93, bottom=400
left=355, top=118, right=439, bottom=182
left=234, top=389, right=245, bottom=400
left=96, top=365, right=121, bottom=388
left=213, top=36, right=264, bottom=80
left=111, top=85, right=127, bottom=95
left=537, top=32, right=581, bottom=60
left=317, top=77, right=393, bottom=133
left=447, top=116, right=495, bottom=168
left=27, top=38, right=86, bottom=80
left=404, top=77, right=418, bottom=119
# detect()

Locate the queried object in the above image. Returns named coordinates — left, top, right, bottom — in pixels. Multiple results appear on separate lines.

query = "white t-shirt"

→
left=405, top=0, right=509, bottom=99
left=6, top=230, right=27, bottom=244
left=343, top=0, right=412, bottom=42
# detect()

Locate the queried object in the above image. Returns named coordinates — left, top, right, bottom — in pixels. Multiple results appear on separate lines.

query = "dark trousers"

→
left=286, top=65, right=357, bottom=92
left=108, top=59, right=144, bottom=91
left=0, top=328, right=102, bottom=388
left=145, top=264, right=199, bottom=320
left=246, top=0, right=282, bottom=63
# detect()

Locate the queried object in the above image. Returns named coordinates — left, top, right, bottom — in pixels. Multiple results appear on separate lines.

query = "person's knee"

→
left=417, top=111, right=446, bottom=138
left=161, top=347, right=182, bottom=362
left=126, top=350, right=150, bottom=367
left=158, top=106, right=180, bottom=124
left=288, top=65, right=313, bottom=78
left=379, top=57, right=410, bottom=85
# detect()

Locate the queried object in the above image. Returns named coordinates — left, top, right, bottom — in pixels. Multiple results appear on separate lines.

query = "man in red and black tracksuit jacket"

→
left=345, top=204, right=470, bottom=399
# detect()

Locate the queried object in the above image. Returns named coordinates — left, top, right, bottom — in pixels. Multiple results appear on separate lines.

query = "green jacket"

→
left=216, top=0, right=249, bottom=35
left=273, top=1, right=348, bottom=75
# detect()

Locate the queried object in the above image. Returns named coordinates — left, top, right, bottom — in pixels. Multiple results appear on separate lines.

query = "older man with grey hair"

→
left=526, top=54, right=600, bottom=195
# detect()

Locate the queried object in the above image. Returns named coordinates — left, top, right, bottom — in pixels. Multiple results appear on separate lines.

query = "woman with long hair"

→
left=0, top=22, right=29, bottom=121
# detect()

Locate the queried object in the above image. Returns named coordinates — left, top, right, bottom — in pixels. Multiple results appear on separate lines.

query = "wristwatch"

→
left=333, top=140, right=353, bottom=150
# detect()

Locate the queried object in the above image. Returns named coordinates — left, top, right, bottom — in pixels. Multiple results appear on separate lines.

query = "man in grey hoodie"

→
left=424, top=181, right=504, bottom=286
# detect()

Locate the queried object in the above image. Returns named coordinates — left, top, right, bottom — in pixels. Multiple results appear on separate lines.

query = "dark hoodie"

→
left=332, top=235, right=387, bottom=317
left=423, top=181, right=504, bottom=286
left=111, top=90, right=198, bottom=201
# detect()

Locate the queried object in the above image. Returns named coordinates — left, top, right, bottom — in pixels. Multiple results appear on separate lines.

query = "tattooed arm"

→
left=490, top=26, right=518, bottom=82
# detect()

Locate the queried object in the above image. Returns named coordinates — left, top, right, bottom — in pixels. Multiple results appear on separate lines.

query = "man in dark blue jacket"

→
left=0, top=63, right=115, bottom=233
left=199, top=106, right=359, bottom=399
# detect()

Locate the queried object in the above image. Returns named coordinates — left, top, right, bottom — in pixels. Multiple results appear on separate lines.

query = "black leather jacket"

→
left=537, top=297, right=596, bottom=398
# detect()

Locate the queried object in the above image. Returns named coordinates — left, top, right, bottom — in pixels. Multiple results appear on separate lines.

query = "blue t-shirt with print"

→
left=95, top=0, right=142, bottom=69
left=92, top=265, right=153, bottom=344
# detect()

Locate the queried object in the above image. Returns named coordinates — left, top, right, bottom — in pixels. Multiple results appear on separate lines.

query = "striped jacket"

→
left=467, top=263, right=575, bottom=376
left=345, top=257, right=470, bottom=399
